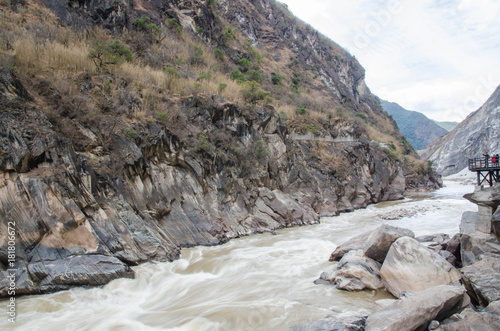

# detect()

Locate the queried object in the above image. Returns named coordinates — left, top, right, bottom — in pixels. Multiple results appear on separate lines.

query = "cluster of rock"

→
left=295, top=184, right=500, bottom=330
left=377, top=206, right=429, bottom=220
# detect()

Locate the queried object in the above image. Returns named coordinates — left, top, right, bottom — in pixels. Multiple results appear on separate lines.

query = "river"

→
left=3, top=179, right=476, bottom=331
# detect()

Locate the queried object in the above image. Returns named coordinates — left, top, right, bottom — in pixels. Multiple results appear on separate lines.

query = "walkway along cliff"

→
left=0, top=0, right=441, bottom=296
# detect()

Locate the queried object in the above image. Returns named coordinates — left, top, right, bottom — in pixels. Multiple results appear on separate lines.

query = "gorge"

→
left=0, top=0, right=441, bottom=298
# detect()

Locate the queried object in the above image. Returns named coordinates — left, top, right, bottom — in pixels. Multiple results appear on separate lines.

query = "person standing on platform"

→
left=483, top=151, right=490, bottom=167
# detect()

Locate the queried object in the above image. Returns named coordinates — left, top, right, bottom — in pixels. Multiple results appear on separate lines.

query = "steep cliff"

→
left=423, top=85, right=500, bottom=176
left=0, top=0, right=440, bottom=295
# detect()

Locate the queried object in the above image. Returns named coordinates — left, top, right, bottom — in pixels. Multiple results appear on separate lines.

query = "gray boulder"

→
left=320, top=250, right=384, bottom=291
left=435, top=301, right=500, bottom=331
left=363, top=225, right=415, bottom=263
left=415, top=233, right=450, bottom=244
left=493, top=207, right=500, bottom=239
left=365, top=285, right=466, bottom=331
left=461, top=256, right=500, bottom=307
left=330, top=232, right=371, bottom=261
left=380, top=237, right=461, bottom=298
left=460, top=233, right=500, bottom=267
left=23, top=255, right=134, bottom=293
left=329, top=225, right=414, bottom=262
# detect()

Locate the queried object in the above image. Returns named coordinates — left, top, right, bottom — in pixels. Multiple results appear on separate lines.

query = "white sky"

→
left=278, top=0, right=500, bottom=122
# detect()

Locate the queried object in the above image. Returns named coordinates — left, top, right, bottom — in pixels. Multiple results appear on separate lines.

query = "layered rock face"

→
left=423, top=85, right=500, bottom=176
left=0, top=70, right=413, bottom=295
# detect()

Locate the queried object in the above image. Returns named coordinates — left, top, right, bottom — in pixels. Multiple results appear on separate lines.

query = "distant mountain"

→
left=422, top=84, right=500, bottom=176
left=433, top=121, right=459, bottom=132
left=380, top=100, right=448, bottom=150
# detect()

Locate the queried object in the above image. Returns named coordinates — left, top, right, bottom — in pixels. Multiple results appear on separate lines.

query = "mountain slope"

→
left=380, top=99, right=448, bottom=150
left=422, top=85, right=500, bottom=176
left=0, top=0, right=441, bottom=295
left=433, top=120, right=459, bottom=132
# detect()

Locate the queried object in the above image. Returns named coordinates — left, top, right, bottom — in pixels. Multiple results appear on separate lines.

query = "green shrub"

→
left=132, top=16, right=161, bottom=35
left=354, top=113, right=367, bottom=122
left=296, top=106, right=307, bottom=115
left=239, top=58, right=250, bottom=72
left=241, top=81, right=270, bottom=103
left=197, top=72, right=210, bottom=80
left=156, top=112, right=168, bottom=124
left=214, top=47, right=224, bottom=62
left=230, top=70, right=245, bottom=82
left=163, top=66, right=181, bottom=78
left=225, top=27, right=235, bottom=40
left=198, top=134, right=212, bottom=153
left=271, top=73, right=282, bottom=85
left=246, top=69, right=262, bottom=83
left=218, top=83, right=227, bottom=93
left=123, top=127, right=137, bottom=138
left=88, top=40, right=133, bottom=69
left=166, top=18, right=182, bottom=35
left=291, top=73, right=301, bottom=94
left=384, top=148, right=399, bottom=161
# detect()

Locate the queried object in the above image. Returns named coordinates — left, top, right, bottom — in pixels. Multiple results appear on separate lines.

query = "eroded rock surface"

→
left=320, top=250, right=383, bottom=291
left=461, top=256, right=500, bottom=307
left=380, top=237, right=461, bottom=298
left=365, top=285, right=466, bottom=331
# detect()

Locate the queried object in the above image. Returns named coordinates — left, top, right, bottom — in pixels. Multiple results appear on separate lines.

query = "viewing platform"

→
left=468, top=157, right=500, bottom=186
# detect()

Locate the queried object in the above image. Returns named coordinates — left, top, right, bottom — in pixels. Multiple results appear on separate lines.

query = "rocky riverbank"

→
left=293, top=184, right=500, bottom=330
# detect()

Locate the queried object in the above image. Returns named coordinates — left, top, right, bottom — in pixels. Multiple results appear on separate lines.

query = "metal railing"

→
left=469, top=157, right=500, bottom=170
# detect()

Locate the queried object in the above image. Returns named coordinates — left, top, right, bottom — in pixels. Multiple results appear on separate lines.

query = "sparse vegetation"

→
left=241, top=81, right=270, bottom=104
left=88, top=40, right=133, bottom=70
left=133, top=16, right=161, bottom=36
left=0, top=0, right=429, bottom=181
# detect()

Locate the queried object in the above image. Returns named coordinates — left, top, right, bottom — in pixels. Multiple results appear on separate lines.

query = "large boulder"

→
left=2, top=255, right=135, bottom=294
left=320, top=250, right=384, bottom=291
left=329, top=232, right=371, bottom=261
left=435, top=301, right=500, bottom=331
left=460, top=233, right=500, bottom=267
left=363, top=225, right=415, bottom=263
left=493, top=207, right=500, bottom=239
left=380, top=237, right=461, bottom=298
left=365, top=285, right=466, bottom=331
left=461, top=256, right=500, bottom=307
left=329, top=225, right=414, bottom=262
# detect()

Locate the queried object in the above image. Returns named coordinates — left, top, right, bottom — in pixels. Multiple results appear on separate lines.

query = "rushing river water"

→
left=3, top=179, right=476, bottom=331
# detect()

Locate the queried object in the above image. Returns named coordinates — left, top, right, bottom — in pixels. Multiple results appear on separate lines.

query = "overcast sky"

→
left=278, top=0, right=500, bottom=122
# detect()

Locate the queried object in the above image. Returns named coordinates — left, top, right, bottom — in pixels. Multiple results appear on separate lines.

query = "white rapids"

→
left=2, top=179, right=476, bottom=331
